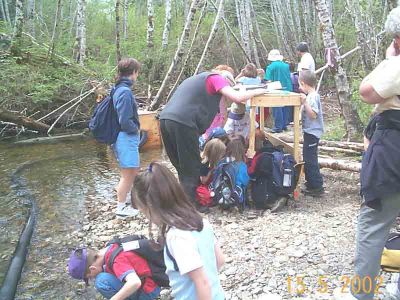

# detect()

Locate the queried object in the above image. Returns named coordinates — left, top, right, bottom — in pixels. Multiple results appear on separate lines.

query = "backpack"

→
left=249, top=146, right=297, bottom=209
left=291, top=72, right=300, bottom=93
left=88, top=85, right=126, bottom=145
left=210, top=158, right=246, bottom=211
left=106, top=235, right=170, bottom=287
left=381, top=232, right=400, bottom=272
left=196, top=184, right=213, bottom=207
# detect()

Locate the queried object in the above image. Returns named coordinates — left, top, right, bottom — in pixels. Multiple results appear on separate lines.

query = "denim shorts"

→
left=113, top=131, right=140, bottom=168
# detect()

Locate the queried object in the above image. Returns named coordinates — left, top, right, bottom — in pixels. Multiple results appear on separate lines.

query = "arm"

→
left=110, top=273, right=142, bottom=300
left=300, top=93, right=317, bottom=119
left=219, top=86, right=268, bottom=103
left=187, top=267, right=212, bottom=300
left=114, top=90, right=139, bottom=133
left=214, top=242, right=225, bottom=271
left=200, top=171, right=213, bottom=185
left=359, top=82, right=385, bottom=104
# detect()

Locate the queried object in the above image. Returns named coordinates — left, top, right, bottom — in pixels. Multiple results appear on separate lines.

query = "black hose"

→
left=0, top=162, right=39, bottom=300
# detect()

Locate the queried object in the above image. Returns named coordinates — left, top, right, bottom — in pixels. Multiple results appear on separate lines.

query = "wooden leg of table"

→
left=293, top=105, right=301, bottom=163
left=260, top=106, right=265, bottom=131
left=248, top=105, right=256, bottom=158
left=293, top=105, right=301, bottom=200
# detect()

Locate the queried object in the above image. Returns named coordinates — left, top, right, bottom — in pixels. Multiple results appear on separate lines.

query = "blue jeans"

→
left=285, top=106, right=293, bottom=124
left=303, top=133, right=323, bottom=189
left=272, top=107, right=287, bottom=131
left=95, top=272, right=160, bottom=300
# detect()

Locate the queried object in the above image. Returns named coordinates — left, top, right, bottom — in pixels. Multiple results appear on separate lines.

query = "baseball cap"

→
left=68, top=248, right=89, bottom=284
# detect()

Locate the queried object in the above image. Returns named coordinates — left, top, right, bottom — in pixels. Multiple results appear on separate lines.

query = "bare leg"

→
left=116, top=168, right=139, bottom=203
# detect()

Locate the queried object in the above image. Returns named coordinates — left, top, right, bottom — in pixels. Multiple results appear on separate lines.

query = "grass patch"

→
left=323, top=117, right=347, bottom=141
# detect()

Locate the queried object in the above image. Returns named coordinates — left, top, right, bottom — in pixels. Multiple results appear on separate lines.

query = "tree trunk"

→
left=149, top=0, right=201, bottom=110
left=194, top=0, right=224, bottom=74
left=38, top=0, right=43, bottom=19
left=47, top=0, right=63, bottom=61
left=3, top=0, right=10, bottom=24
left=0, top=109, right=51, bottom=133
left=11, top=0, right=25, bottom=56
left=27, top=0, right=35, bottom=37
left=167, top=0, right=208, bottom=100
left=147, top=0, right=154, bottom=48
left=115, top=0, right=122, bottom=62
left=75, top=0, right=86, bottom=65
left=0, top=0, right=6, bottom=22
left=319, top=157, right=361, bottom=172
left=314, top=0, right=363, bottom=141
left=123, top=0, right=128, bottom=40
left=162, top=0, right=172, bottom=48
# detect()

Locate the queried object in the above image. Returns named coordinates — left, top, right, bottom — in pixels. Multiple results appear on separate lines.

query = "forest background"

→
left=0, top=0, right=397, bottom=141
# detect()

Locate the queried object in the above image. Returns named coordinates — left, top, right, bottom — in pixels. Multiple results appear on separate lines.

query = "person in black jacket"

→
left=334, top=7, right=400, bottom=300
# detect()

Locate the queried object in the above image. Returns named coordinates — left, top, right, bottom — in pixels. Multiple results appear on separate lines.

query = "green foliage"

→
left=350, top=78, right=374, bottom=125
left=323, top=116, right=347, bottom=141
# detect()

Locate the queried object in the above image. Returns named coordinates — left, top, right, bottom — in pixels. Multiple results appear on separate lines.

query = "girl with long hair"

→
left=132, top=162, right=225, bottom=300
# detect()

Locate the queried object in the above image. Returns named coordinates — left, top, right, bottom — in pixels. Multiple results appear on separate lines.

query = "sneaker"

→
left=270, top=197, right=287, bottom=213
left=302, top=187, right=325, bottom=197
left=116, top=204, right=139, bottom=218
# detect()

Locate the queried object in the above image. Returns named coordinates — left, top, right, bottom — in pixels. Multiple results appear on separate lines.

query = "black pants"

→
left=160, top=119, right=201, bottom=202
left=303, top=132, right=323, bottom=189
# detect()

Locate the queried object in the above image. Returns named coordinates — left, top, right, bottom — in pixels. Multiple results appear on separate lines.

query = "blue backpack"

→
left=88, top=85, right=125, bottom=145
left=271, top=151, right=297, bottom=196
left=210, top=158, right=246, bottom=211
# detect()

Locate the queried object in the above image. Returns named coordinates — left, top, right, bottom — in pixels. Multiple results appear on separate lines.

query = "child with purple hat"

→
left=68, top=246, right=160, bottom=300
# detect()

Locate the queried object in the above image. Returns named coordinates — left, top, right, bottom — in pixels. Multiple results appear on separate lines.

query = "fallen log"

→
left=0, top=109, right=50, bottom=133
left=14, top=132, right=89, bottom=145
left=319, top=146, right=360, bottom=155
left=319, top=157, right=361, bottom=172
left=278, top=135, right=364, bottom=152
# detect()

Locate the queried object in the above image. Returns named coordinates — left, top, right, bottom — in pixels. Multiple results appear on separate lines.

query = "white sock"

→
left=117, top=202, right=126, bottom=209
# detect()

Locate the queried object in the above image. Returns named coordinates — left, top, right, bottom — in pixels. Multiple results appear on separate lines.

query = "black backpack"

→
left=106, top=235, right=169, bottom=287
left=210, top=158, right=246, bottom=211
left=250, top=147, right=297, bottom=209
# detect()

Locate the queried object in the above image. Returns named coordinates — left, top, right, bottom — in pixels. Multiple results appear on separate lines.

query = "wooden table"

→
left=248, top=91, right=303, bottom=197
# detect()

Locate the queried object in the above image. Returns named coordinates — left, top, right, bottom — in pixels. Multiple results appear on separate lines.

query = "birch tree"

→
left=47, top=0, right=63, bottom=61
left=123, top=0, right=128, bottom=40
left=75, top=0, right=86, bottom=65
left=11, top=0, right=25, bottom=55
left=314, top=0, right=363, bottom=141
left=149, top=0, right=202, bottom=110
left=115, top=0, right=122, bottom=62
left=162, top=0, right=172, bottom=48
left=147, top=0, right=154, bottom=48
left=194, top=0, right=224, bottom=74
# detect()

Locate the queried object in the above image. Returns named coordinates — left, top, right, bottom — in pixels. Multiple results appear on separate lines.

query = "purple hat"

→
left=68, top=248, right=89, bottom=284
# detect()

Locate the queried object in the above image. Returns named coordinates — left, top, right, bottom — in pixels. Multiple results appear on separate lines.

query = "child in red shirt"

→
left=68, top=244, right=160, bottom=300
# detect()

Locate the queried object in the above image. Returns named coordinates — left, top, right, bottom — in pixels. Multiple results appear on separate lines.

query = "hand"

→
left=300, top=93, right=307, bottom=104
left=386, top=40, right=400, bottom=58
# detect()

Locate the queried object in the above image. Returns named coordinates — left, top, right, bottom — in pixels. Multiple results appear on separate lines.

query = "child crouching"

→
left=68, top=244, right=160, bottom=300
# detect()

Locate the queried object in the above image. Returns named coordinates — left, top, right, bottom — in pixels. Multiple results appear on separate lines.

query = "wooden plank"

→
left=293, top=105, right=301, bottom=163
left=251, top=94, right=302, bottom=107
left=248, top=105, right=257, bottom=158
left=138, top=111, right=161, bottom=150
left=264, top=132, right=294, bottom=155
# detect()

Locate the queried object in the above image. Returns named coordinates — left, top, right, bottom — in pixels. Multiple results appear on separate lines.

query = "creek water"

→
left=0, top=139, right=162, bottom=299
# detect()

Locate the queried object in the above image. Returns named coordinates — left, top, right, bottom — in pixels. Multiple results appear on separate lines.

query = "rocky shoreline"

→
left=68, top=162, right=393, bottom=300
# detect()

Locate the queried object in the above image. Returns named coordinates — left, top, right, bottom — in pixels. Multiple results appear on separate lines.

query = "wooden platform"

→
left=248, top=91, right=304, bottom=198
left=138, top=110, right=161, bottom=150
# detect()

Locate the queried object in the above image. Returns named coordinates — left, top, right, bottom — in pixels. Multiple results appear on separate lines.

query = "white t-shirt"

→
left=224, top=112, right=259, bottom=139
left=298, top=52, right=315, bottom=72
left=363, top=56, right=400, bottom=113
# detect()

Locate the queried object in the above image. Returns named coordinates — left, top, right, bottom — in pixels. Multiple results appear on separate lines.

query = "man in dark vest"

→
left=159, top=70, right=267, bottom=210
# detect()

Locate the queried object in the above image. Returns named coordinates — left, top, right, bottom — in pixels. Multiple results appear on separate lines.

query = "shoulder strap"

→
left=165, top=244, right=179, bottom=272
left=107, top=245, right=123, bottom=272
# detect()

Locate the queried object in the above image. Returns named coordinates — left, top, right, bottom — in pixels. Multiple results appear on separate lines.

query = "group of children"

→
left=68, top=65, right=324, bottom=299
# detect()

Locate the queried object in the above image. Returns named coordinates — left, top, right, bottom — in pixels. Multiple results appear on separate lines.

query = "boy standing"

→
left=298, top=70, right=324, bottom=196
left=68, top=245, right=160, bottom=300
